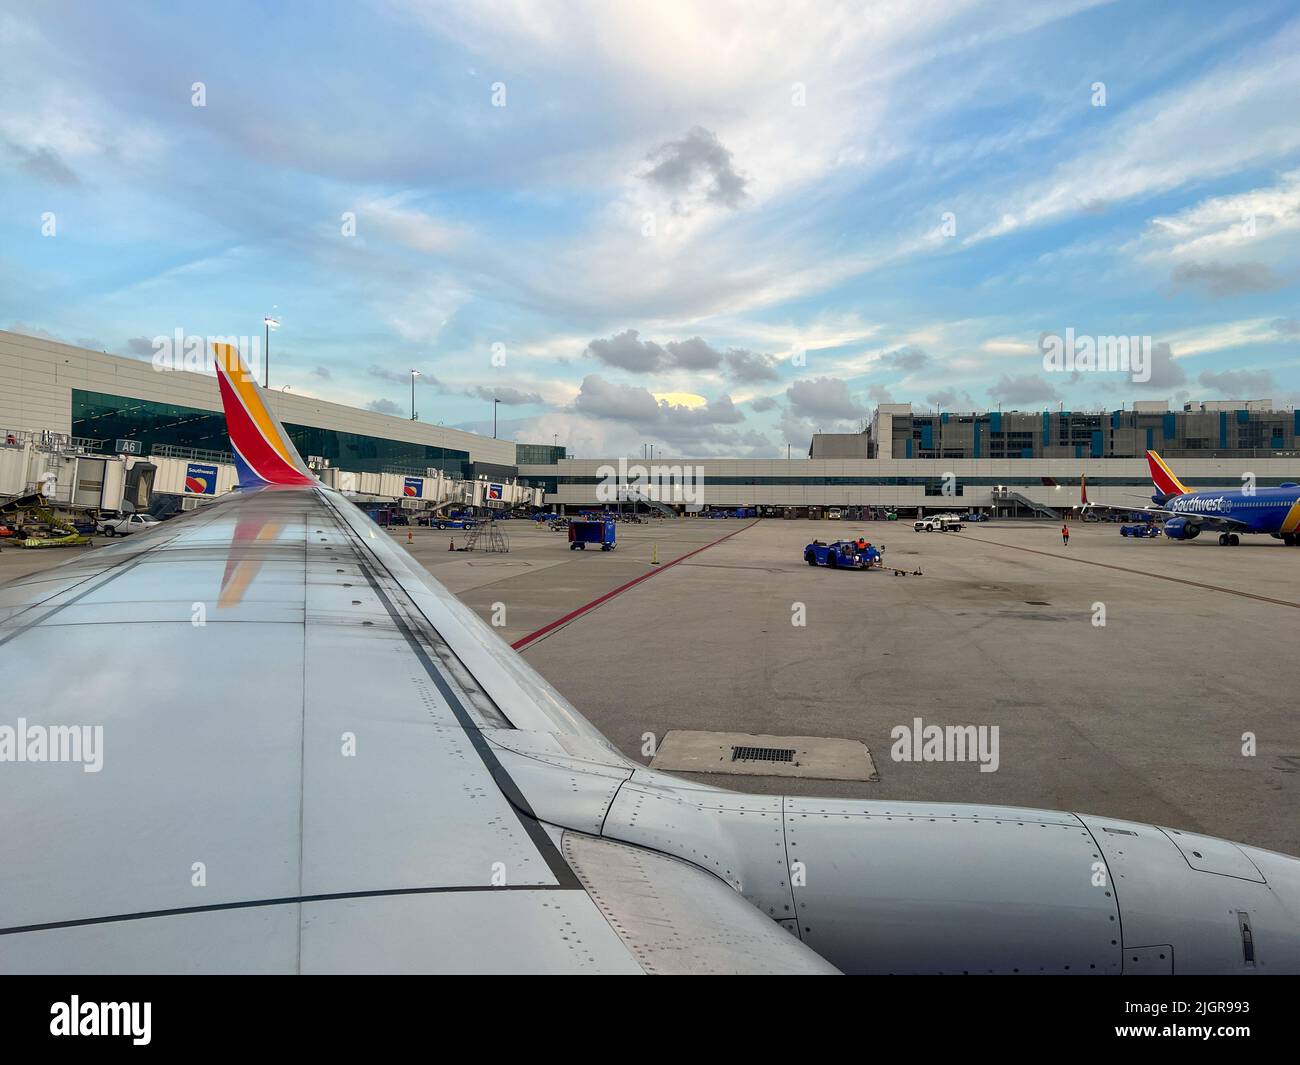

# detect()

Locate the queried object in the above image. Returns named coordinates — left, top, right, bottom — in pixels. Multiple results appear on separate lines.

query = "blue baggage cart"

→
left=568, top=518, right=616, bottom=551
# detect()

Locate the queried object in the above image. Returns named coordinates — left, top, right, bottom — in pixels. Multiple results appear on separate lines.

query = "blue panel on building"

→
left=1042, top=412, right=1050, bottom=445
left=1272, top=435, right=1284, bottom=449
left=1021, top=447, right=1033, bottom=458
left=1236, top=409, right=1249, bottom=424
left=1146, top=428, right=1154, bottom=450
left=1111, top=410, right=1122, bottom=428
left=905, top=438, right=913, bottom=458
left=1295, top=410, right=1300, bottom=437
left=990, top=412, right=1002, bottom=433
left=1075, top=444, right=1083, bottom=458
left=921, top=424, right=933, bottom=449
left=941, top=412, right=950, bottom=424
left=1091, top=430, right=1103, bottom=457
left=1162, top=414, right=1176, bottom=439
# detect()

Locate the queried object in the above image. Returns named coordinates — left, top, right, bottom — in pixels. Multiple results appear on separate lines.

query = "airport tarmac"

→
left=3, top=515, right=1296, bottom=854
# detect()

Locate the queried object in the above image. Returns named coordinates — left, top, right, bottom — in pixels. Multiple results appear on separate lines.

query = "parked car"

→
left=827, top=508, right=843, bottom=520
left=1120, top=522, right=1161, bottom=538
left=960, top=512, right=989, bottom=522
left=98, top=513, right=162, bottom=537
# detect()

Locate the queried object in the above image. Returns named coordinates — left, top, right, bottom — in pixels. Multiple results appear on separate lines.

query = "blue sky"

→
left=2, top=0, right=1298, bottom=457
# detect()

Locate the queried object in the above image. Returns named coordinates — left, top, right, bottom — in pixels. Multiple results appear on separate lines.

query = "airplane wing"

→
left=0, top=481, right=834, bottom=974
left=0, top=343, right=834, bottom=975
left=1082, top=500, right=1251, bottom=528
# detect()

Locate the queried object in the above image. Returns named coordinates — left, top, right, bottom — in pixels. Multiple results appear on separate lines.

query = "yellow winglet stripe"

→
left=212, top=343, right=299, bottom=469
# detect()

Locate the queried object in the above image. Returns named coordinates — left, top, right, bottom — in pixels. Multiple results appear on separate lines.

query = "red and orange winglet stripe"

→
left=1145, top=450, right=1187, bottom=497
left=211, top=342, right=314, bottom=487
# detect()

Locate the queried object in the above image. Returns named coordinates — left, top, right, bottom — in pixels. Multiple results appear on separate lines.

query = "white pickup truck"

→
left=98, top=513, right=162, bottom=537
left=914, top=514, right=963, bottom=532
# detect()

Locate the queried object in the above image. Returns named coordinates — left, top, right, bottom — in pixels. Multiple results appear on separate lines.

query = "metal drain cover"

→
left=651, top=730, right=878, bottom=781
left=731, top=745, right=795, bottom=763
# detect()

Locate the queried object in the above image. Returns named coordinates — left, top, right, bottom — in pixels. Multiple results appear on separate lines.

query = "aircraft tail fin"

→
left=1080, top=474, right=1089, bottom=506
left=1146, top=450, right=1188, bottom=498
left=211, top=342, right=316, bottom=489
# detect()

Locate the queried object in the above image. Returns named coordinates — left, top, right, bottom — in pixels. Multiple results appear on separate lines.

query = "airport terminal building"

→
left=3, top=330, right=1297, bottom=517
left=523, top=401, right=1300, bottom=515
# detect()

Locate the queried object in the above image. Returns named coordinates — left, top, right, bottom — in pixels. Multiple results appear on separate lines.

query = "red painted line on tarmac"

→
left=511, top=520, right=759, bottom=651
left=955, top=532, right=1300, bottom=610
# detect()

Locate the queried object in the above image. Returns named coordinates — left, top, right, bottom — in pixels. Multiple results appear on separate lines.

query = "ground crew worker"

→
left=1061, top=523, right=1070, bottom=546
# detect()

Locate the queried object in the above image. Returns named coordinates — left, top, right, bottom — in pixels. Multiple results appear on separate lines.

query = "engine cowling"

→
left=1163, top=517, right=1199, bottom=539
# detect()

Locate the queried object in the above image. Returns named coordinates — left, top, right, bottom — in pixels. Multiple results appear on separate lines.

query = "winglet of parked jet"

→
left=211, top=341, right=316, bottom=489
left=1146, top=449, right=1188, bottom=499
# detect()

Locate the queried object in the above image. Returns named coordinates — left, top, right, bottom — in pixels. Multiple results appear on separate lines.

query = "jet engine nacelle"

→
left=1163, top=517, right=1199, bottom=539
left=511, top=740, right=1300, bottom=974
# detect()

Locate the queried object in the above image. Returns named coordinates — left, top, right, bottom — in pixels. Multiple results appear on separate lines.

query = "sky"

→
left=2, top=0, right=1298, bottom=458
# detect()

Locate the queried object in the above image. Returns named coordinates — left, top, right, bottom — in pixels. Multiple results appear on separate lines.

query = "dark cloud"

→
left=572, top=374, right=747, bottom=449
left=1171, top=261, right=1286, bottom=298
left=366, top=398, right=404, bottom=415
left=725, top=348, right=779, bottom=382
left=1197, top=368, right=1274, bottom=396
left=884, top=345, right=929, bottom=373
left=867, top=384, right=894, bottom=403
left=312, top=366, right=332, bottom=379
left=7, top=141, right=79, bottom=186
left=573, top=375, right=662, bottom=421
left=586, top=329, right=668, bottom=372
left=986, top=373, right=1061, bottom=405
left=785, top=377, right=867, bottom=421
left=749, top=395, right=779, bottom=412
left=1136, top=341, right=1185, bottom=389
left=464, top=384, right=543, bottom=405
left=664, top=336, right=723, bottom=371
left=585, top=329, right=727, bottom=374
left=642, top=126, right=747, bottom=211
left=125, top=337, right=155, bottom=357
left=1271, top=317, right=1300, bottom=336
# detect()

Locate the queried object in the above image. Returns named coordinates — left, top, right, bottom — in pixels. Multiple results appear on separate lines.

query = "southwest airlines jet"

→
left=1084, top=451, right=1300, bottom=546
left=1, top=344, right=1298, bottom=974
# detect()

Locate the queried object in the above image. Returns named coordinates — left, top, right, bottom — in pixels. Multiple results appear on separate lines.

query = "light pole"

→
left=493, top=398, right=500, bottom=439
left=262, top=315, right=279, bottom=388
left=410, top=369, right=420, bottom=421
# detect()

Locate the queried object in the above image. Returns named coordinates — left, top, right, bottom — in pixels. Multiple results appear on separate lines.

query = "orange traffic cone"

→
left=406, top=528, right=413, bottom=544
left=448, top=538, right=455, bottom=551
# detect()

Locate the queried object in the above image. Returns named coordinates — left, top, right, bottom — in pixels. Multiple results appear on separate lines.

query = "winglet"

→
left=211, top=342, right=316, bottom=489
left=1146, top=450, right=1187, bottom=498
